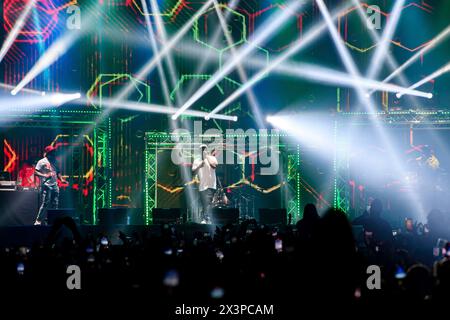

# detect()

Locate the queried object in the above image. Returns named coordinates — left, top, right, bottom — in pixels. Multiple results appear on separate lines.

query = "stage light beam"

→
left=10, top=3, right=101, bottom=95
left=368, top=25, right=450, bottom=96
left=0, top=0, right=37, bottom=63
left=85, top=98, right=237, bottom=121
left=207, top=2, right=356, bottom=118
left=49, top=92, right=82, bottom=106
left=149, top=0, right=179, bottom=91
left=113, top=0, right=216, bottom=104
left=366, top=0, right=405, bottom=80
left=206, top=56, right=432, bottom=119
left=141, top=0, right=173, bottom=107
left=396, top=62, right=450, bottom=98
left=172, top=0, right=304, bottom=120
left=212, top=0, right=265, bottom=128
left=317, top=0, right=427, bottom=219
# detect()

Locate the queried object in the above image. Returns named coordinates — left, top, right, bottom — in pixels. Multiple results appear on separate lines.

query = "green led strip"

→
left=287, top=145, right=301, bottom=223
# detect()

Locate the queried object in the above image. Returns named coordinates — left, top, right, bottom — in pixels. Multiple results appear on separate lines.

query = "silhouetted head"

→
left=427, top=209, right=447, bottom=236
left=303, top=203, right=319, bottom=222
left=369, top=198, right=383, bottom=218
left=404, top=264, right=431, bottom=300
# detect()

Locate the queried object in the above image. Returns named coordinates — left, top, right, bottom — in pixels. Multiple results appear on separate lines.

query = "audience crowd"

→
left=1, top=200, right=450, bottom=311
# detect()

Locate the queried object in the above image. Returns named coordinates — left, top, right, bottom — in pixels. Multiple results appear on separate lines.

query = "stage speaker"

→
left=47, top=209, right=78, bottom=225
left=98, top=208, right=128, bottom=226
left=211, top=208, right=239, bottom=225
left=259, top=208, right=287, bottom=225
left=127, top=208, right=145, bottom=225
left=152, top=208, right=182, bottom=224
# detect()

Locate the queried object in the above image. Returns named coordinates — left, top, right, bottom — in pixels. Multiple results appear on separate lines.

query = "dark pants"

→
left=200, top=188, right=215, bottom=220
left=36, top=186, right=59, bottom=223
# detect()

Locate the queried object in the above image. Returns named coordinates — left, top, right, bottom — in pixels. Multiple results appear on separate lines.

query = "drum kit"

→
left=211, top=177, right=256, bottom=219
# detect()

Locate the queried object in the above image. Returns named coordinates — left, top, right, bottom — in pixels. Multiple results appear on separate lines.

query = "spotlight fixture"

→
left=50, top=92, right=82, bottom=106
left=396, top=61, right=450, bottom=98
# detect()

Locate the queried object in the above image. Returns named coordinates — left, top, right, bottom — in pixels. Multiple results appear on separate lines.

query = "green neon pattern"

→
left=93, top=118, right=112, bottom=223
left=132, top=0, right=185, bottom=18
left=192, top=4, right=269, bottom=72
left=87, top=73, right=151, bottom=109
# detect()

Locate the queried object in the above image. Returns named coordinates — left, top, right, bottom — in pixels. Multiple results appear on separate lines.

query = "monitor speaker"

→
left=127, top=208, right=145, bottom=225
left=152, top=208, right=182, bottom=224
left=47, top=209, right=78, bottom=225
left=259, top=208, right=287, bottom=225
left=98, top=208, right=128, bottom=226
left=211, top=208, right=239, bottom=225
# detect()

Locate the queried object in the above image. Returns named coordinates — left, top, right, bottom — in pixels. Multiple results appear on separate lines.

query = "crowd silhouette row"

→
left=1, top=199, right=450, bottom=310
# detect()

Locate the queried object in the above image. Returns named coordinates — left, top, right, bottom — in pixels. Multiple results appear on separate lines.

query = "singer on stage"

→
left=34, top=145, right=67, bottom=225
left=192, top=145, right=218, bottom=223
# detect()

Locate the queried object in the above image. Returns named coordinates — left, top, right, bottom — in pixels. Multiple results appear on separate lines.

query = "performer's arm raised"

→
left=192, top=158, right=204, bottom=173
left=205, top=155, right=218, bottom=169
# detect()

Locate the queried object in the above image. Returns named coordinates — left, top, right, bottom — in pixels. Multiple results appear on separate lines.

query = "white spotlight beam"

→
left=368, top=25, right=450, bottom=95
left=272, top=62, right=431, bottom=97
left=141, top=0, right=173, bottom=106
left=0, top=82, right=42, bottom=95
left=183, top=0, right=241, bottom=101
left=11, top=33, right=78, bottom=95
left=172, top=0, right=304, bottom=120
left=49, top=92, right=82, bottom=106
left=207, top=58, right=432, bottom=118
left=366, top=0, right=405, bottom=80
left=172, top=40, right=431, bottom=107
left=351, top=0, right=400, bottom=76
left=316, top=0, right=363, bottom=85
left=172, top=39, right=431, bottom=107
left=0, top=91, right=82, bottom=111
left=397, top=62, right=450, bottom=98
left=86, top=98, right=237, bottom=121
left=207, top=2, right=353, bottom=118
left=317, top=0, right=426, bottom=217
left=78, top=0, right=213, bottom=144
left=11, top=6, right=100, bottom=95
left=350, top=0, right=414, bottom=103
left=113, top=0, right=215, bottom=104
left=149, top=0, right=179, bottom=90
left=0, top=0, right=37, bottom=63
left=212, top=0, right=265, bottom=127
